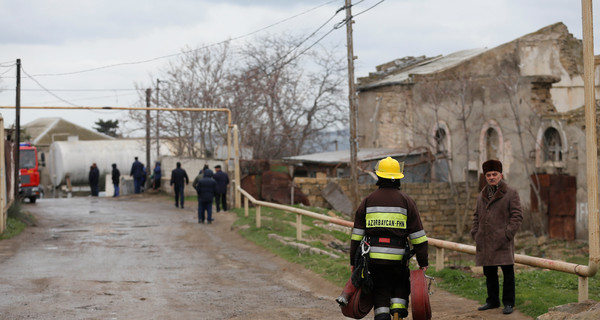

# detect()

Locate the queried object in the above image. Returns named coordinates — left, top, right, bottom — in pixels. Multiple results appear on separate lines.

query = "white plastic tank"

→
left=49, top=139, right=170, bottom=187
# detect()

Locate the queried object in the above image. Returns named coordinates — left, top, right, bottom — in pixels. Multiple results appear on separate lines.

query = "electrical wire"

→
left=19, top=88, right=138, bottom=92
left=0, top=66, right=14, bottom=76
left=21, top=67, right=79, bottom=107
left=0, top=60, right=16, bottom=67
left=25, top=0, right=340, bottom=78
left=10, top=0, right=386, bottom=107
left=334, top=0, right=386, bottom=29
left=354, top=0, right=386, bottom=18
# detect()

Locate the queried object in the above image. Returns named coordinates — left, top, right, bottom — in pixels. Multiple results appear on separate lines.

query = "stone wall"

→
left=293, top=173, right=479, bottom=239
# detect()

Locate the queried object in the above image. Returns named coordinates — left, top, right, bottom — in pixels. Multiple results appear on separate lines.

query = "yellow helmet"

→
left=375, top=156, right=404, bottom=179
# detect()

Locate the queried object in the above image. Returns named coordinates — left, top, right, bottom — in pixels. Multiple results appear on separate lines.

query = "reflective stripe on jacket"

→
left=350, top=187, right=429, bottom=267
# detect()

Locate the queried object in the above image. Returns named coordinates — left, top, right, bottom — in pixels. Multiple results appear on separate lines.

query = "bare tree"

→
left=129, top=43, right=232, bottom=157
left=446, top=70, right=480, bottom=237
left=496, top=57, right=547, bottom=235
left=228, top=35, right=347, bottom=159
left=128, top=35, right=347, bottom=160
left=408, top=72, right=479, bottom=238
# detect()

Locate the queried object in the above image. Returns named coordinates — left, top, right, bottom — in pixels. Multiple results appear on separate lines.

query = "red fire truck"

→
left=19, top=143, right=43, bottom=203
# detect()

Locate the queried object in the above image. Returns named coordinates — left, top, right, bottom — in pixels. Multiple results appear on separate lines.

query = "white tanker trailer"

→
left=49, top=139, right=171, bottom=187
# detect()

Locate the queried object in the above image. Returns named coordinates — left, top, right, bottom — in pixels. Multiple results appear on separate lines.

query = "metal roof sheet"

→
left=358, top=48, right=488, bottom=90
left=283, top=148, right=422, bottom=164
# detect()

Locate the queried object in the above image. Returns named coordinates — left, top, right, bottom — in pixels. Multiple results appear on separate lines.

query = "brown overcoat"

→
left=470, top=180, right=523, bottom=266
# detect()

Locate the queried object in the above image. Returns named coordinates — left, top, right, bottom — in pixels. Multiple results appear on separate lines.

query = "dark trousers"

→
left=483, top=265, right=515, bottom=306
left=90, top=184, right=98, bottom=196
left=113, top=184, right=119, bottom=197
left=215, top=193, right=227, bottom=211
left=198, top=200, right=213, bottom=222
left=134, top=177, right=142, bottom=193
left=174, top=185, right=185, bottom=207
left=370, top=264, right=410, bottom=319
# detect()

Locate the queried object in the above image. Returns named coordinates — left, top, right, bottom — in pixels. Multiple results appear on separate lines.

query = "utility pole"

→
left=345, top=0, right=360, bottom=213
left=145, top=88, right=151, bottom=190
left=580, top=0, right=599, bottom=301
left=14, top=59, right=21, bottom=200
left=155, top=79, right=161, bottom=160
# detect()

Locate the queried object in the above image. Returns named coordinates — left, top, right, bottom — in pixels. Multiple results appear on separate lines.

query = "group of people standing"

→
left=171, top=163, right=229, bottom=224
left=88, top=158, right=161, bottom=197
left=89, top=158, right=229, bottom=213
left=87, top=162, right=119, bottom=197
left=129, top=157, right=162, bottom=194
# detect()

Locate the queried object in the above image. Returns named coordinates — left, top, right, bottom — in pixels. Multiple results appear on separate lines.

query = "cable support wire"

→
left=0, top=60, right=16, bottom=67
left=243, top=3, right=344, bottom=83
left=253, top=0, right=385, bottom=81
left=334, top=0, right=385, bottom=29
left=17, top=0, right=340, bottom=79
left=32, top=92, right=140, bottom=106
left=0, top=65, right=15, bottom=76
left=21, top=67, right=80, bottom=107
left=17, top=88, right=140, bottom=92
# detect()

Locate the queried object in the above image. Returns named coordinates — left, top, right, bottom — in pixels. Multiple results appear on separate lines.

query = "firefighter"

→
left=349, top=156, right=429, bottom=320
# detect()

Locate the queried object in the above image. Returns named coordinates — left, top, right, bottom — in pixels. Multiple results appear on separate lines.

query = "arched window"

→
left=543, top=127, right=562, bottom=163
left=430, top=122, right=451, bottom=182
left=479, top=120, right=504, bottom=175
left=435, top=127, right=448, bottom=156
left=485, top=128, right=500, bottom=160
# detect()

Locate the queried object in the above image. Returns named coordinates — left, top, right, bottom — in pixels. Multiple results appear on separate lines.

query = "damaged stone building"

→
left=356, top=22, right=598, bottom=240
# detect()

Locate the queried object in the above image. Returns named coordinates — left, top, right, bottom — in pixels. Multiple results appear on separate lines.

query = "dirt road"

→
left=0, top=196, right=532, bottom=319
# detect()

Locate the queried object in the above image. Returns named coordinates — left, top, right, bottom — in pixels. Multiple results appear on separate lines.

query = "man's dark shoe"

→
left=478, top=303, right=500, bottom=311
left=503, top=305, right=513, bottom=314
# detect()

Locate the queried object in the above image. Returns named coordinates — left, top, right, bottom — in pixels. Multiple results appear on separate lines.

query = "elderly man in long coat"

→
left=471, top=159, right=523, bottom=315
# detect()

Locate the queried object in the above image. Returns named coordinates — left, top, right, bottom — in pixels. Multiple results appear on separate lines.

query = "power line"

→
left=15, top=88, right=140, bottom=92
left=22, top=0, right=340, bottom=79
left=334, top=0, right=386, bottom=29
left=9, top=1, right=386, bottom=107
left=354, top=0, right=386, bottom=18
left=0, top=66, right=14, bottom=76
left=21, top=67, right=79, bottom=107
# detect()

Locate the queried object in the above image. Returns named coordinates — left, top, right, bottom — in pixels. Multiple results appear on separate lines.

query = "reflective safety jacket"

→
left=350, top=186, right=428, bottom=267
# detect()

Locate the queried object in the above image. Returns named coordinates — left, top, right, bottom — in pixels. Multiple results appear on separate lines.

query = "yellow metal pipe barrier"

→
left=238, top=185, right=597, bottom=300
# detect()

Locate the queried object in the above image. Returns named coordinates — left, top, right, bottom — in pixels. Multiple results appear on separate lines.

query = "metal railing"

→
left=236, top=185, right=597, bottom=301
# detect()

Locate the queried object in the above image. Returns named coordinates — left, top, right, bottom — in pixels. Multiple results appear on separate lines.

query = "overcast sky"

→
left=0, top=0, right=597, bottom=134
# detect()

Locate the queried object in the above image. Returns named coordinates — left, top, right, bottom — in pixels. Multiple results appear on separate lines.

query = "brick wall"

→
left=293, top=174, right=479, bottom=239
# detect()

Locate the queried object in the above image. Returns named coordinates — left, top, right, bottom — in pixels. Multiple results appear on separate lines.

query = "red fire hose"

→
left=410, top=269, right=432, bottom=320
left=338, top=278, right=373, bottom=319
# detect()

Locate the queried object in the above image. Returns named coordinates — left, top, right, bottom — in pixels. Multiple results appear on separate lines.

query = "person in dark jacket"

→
left=193, top=170, right=217, bottom=224
left=130, top=157, right=144, bottom=194
left=111, top=163, right=120, bottom=197
left=471, top=159, right=523, bottom=315
left=200, top=164, right=212, bottom=177
left=170, top=162, right=189, bottom=208
left=213, top=165, right=229, bottom=212
left=348, top=157, right=428, bottom=320
left=88, top=163, right=99, bottom=196
left=152, top=161, right=162, bottom=190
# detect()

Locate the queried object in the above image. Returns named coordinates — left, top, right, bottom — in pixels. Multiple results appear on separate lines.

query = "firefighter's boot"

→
left=374, top=313, right=391, bottom=320
left=391, top=308, right=408, bottom=320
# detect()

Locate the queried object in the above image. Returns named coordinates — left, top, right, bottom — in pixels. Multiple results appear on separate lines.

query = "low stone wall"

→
left=293, top=174, right=479, bottom=239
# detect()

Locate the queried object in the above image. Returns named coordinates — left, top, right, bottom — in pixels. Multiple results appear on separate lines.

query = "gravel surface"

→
left=0, top=195, right=532, bottom=319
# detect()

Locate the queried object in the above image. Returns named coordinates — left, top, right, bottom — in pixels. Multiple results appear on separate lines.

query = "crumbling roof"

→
left=357, top=48, right=488, bottom=91
left=283, top=148, right=424, bottom=164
